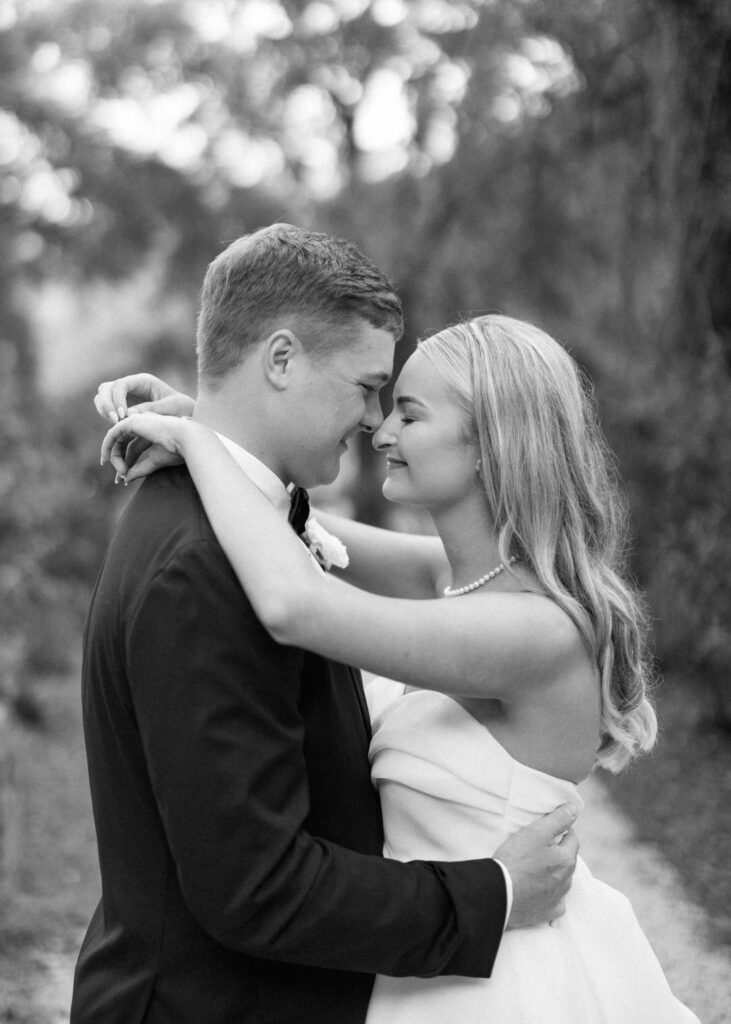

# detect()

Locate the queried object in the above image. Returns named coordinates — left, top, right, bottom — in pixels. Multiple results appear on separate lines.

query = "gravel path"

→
left=577, top=775, right=731, bottom=1024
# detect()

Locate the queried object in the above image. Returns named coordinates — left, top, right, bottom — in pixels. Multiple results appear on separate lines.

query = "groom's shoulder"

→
left=98, top=466, right=236, bottom=610
left=115, top=466, right=215, bottom=551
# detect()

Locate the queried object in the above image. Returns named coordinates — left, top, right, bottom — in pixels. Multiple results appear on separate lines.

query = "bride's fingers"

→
left=122, top=452, right=151, bottom=484
left=115, top=437, right=154, bottom=480
left=101, top=424, right=120, bottom=465
left=95, top=373, right=167, bottom=423
left=101, top=418, right=142, bottom=465
left=110, top=374, right=156, bottom=421
left=94, top=382, right=119, bottom=422
left=95, top=379, right=134, bottom=423
left=108, top=438, right=151, bottom=480
left=101, top=412, right=183, bottom=470
left=109, top=439, right=130, bottom=478
left=124, top=445, right=182, bottom=483
left=123, top=435, right=152, bottom=466
left=110, top=380, right=130, bottom=421
left=126, top=394, right=191, bottom=417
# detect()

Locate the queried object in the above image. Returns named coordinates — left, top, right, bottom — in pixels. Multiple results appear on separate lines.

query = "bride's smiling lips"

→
left=386, top=456, right=408, bottom=470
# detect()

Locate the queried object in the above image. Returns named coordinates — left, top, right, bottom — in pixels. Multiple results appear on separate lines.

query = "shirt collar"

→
left=215, top=433, right=291, bottom=518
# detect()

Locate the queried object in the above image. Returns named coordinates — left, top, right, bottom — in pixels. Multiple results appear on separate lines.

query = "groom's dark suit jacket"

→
left=71, top=467, right=507, bottom=1024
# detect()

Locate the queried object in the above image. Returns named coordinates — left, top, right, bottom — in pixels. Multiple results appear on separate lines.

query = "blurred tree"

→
left=1, top=0, right=490, bottom=288
left=0, top=365, right=110, bottom=686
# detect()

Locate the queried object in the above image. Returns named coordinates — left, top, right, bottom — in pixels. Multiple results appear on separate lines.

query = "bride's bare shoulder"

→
left=468, top=578, right=595, bottom=688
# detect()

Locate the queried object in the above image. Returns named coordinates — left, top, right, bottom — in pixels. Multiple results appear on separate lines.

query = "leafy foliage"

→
left=0, top=366, right=110, bottom=687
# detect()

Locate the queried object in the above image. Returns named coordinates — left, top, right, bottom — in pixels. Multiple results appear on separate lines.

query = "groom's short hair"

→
left=196, top=224, right=403, bottom=383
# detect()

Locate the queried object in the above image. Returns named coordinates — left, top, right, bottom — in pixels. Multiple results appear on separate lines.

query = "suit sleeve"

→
left=125, top=539, right=506, bottom=977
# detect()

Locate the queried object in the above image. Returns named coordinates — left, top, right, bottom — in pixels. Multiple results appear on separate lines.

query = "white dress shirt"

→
left=215, top=433, right=291, bottom=517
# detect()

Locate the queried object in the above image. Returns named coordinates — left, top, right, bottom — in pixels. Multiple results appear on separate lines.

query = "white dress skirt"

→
left=365, top=679, right=701, bottom=1024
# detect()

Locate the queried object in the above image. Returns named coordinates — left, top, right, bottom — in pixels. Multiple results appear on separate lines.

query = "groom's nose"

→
left=360, top=392, right=384, bottom=434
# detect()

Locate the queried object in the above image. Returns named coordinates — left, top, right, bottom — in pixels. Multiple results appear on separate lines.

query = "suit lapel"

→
left=348, top=666, right=372, bottom=739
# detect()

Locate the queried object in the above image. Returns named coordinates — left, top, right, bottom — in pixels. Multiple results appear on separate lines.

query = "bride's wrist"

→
left=177, top=416, right=212, bottom=458
left=176, top=415, right=198, bottom=456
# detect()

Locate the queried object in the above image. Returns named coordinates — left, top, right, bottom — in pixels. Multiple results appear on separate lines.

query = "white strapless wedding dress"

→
left=365, top=679, right=700, bottom=1024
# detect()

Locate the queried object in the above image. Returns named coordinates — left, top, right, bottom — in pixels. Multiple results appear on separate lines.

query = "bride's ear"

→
left=263, top=329, right=301, bottom=390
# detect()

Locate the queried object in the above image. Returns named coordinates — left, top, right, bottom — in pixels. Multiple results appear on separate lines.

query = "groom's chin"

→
left=292, top=463, right=341, bottom=491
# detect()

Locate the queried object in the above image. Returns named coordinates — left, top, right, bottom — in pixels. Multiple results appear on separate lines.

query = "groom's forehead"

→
left=338, top=325, right=396, bottom=378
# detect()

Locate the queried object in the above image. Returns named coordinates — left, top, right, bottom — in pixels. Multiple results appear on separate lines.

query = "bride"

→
left=99, top=314, right=699, bottom=1023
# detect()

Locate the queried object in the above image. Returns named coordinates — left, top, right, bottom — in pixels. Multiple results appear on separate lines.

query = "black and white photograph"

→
left=1, top=1, right=729, bottom=1021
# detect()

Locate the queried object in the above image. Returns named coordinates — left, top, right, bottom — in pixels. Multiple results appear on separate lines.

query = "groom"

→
left=72, top=224, right=578, bottom=1024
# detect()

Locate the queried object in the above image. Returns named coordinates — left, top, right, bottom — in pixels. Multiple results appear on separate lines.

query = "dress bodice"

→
left=366, top=678, right=583, bottom=862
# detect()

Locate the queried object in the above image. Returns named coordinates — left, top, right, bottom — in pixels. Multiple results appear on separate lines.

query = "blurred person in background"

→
left=73, top=225, right=577, bottom=1024
left=101, top=311, right=700, bottom=1023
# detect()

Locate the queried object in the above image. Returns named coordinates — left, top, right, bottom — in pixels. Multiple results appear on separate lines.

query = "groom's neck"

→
left=193, top=386, right=286, bottom=482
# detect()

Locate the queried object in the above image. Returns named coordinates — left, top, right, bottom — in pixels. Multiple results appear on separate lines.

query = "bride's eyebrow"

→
left=395, top=394, right=427, bottom=408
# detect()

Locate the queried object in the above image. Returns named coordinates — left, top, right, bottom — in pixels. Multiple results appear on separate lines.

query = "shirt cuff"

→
left=493, top=859, right=513, bottom=931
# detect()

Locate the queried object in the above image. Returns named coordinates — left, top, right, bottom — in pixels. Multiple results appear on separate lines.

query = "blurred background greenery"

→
left=2, top=0, right=730, bottom=723
left=0, top=0, right=730, bottom=1010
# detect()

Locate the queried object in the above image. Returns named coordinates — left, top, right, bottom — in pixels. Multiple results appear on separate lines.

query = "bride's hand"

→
left=94, top=372, right=195, bottom=423
left=95, top=373, right=195, bottom=482
left=101, top=413, right=197, bottom=484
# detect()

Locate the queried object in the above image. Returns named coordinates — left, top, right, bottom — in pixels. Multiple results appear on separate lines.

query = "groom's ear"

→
left=262, top=329, right=301, bottom=391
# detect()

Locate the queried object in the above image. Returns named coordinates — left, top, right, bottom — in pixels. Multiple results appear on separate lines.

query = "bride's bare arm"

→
left=102, top=415, right=584, bottom=701
left=94, top=371, right=443, bottom=600
left=311, top=511, right=448, bottom=600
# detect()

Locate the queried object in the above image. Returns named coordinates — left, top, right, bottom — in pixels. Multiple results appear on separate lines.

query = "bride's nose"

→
left=373, top=414, right=397, bottom=451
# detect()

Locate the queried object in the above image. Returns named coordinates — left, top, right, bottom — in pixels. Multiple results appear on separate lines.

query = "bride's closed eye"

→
left=398, top=403, right=419, bottom=424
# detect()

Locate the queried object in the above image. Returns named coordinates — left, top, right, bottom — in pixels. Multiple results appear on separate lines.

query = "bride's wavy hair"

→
left=418, top=315, right=657, bottom=773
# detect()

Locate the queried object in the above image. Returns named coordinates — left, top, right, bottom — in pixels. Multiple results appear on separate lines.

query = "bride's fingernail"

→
left=109, top=410, right=118, bottom=423
left=118, top=406, right=126, bottom=419
left=114, top=473, right=120, bottom=485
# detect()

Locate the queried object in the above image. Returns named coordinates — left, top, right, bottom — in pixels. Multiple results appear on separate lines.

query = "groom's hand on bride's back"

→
left=494, top=803, right=579, bottom=929
left=94, top=373, right=196, bottom=482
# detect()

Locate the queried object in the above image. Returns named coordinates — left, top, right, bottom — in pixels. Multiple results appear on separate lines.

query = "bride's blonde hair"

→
left=418, top=314, right=657, bottom=772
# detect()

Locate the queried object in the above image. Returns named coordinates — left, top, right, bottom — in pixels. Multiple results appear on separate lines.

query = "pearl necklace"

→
left=443, top=556, right=520, bottom=598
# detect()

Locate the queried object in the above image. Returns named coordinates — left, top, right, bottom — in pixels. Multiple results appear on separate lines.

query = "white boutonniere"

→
left=303, top=517, right=349, bottom=571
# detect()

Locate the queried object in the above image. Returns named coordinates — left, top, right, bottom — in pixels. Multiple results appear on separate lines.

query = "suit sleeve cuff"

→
left=493, top=859, right=513, bottom=931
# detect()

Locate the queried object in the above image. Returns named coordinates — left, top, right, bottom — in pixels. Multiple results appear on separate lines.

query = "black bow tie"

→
left=288, top=486, right=310, bottom=536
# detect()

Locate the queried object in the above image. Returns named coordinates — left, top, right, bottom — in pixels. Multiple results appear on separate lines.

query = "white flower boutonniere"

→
left=303, top=517, right=349, bottom=571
